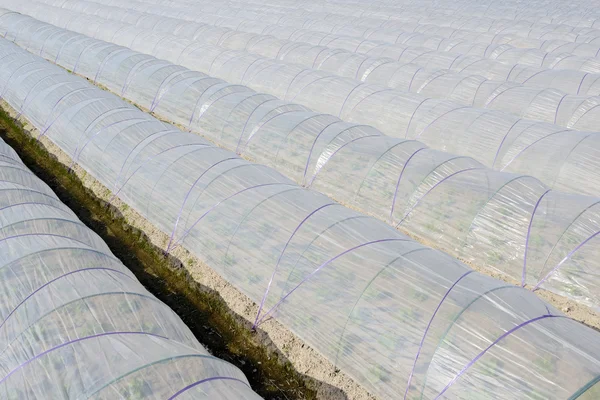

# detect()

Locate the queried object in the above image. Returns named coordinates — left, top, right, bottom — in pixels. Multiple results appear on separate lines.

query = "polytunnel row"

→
left=26, top=0, right=600, bottom=130
left=113, top=0, right=600, bottom=30
left=39, top=0, right=600, bottom=99
left=287, top=1, right=600, bottom=30
left=147, top=0, right=600, bottom=34
left=89, top=0, right=600, bottom=71
left=0, top=120, right=261, bottom=398
left=52, top=0, right=600, bottom=76
left=2, top=9, right=600, bottom=312
left=5, top=1, right=600, bottom=202
left=224, top=0, right=600, bottom=48
left=186, top=0, right=599, bottom=25
left=1, top=33, right=600, bottom=400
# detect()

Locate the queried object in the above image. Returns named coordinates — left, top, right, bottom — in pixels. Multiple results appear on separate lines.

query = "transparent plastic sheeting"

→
left=92, top=0, right=600, bottom=51
left=29, top=0, right=600, bottom=99
left=231, top=0, right=600, bottom=26
left=107, top=0, right=600, bottom=38
left=200, top=0, right=600, bottom=31
left=4, top=4, right=600, bottom=202
left=3, top=10, right=600, bottom=312
left=54, top=0, right=600, bottom=76
left=69, top=1, right=599, bottom=95
left=79, top=0, right=600, bottom=28
left=21, top=0, right=600, bottom=130
left=1, top=36, right=600, bottom=400
left=0, top=138, right=260, bottom=398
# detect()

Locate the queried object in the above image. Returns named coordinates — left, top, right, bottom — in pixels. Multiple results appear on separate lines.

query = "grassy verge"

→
left=0, top=107, right=318, bottom=400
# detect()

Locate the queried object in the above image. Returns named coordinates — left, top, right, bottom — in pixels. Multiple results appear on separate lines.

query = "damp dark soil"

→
left=0, top=107, right=318, bottom=400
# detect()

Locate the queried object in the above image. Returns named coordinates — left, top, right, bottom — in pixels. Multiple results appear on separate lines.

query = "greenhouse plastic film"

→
left=85, top=0, right=600, bottom=30
left=2, top=11, right=600, bottom=312
left=1, top=33, right=600, bottom=399
left=41, top=0, right=600, bottom=97
left=68, top=0, right=600, bottom=75
left=29, top=0, right=600, bottom=127
left=4, top=2, right=600, bottom=202
left=0, top=130, right=260, bottom=398
left=115, top=0, right=600, bottom=42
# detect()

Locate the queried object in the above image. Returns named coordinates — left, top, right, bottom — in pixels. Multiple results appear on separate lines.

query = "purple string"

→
left=345, top=88, right=396, bottom=120
left=252, top=203, right=336, bottom=329
left=569, top=103, right=600, bottom=128
left=483, top=85, right=517, bottom=108
left=168, top=376, right=249, bottom=399
left=491, top=119, right=523, bottom=168
left=554, top=94, right=568, bottom=125
left=244, top=62, right=288, bottom=94
left=0, top=267, right=129, bottom=332
left=40, top=87, right=96, bottom=136
left=458, top=58, right=485, bottom=75
left=414, top=70, right=447, bottom=94
left=396, top=168, right=484, bottom=228
left=150, top=68, right=191, bottom=112
left=447, top=54, right=463, bottom=70
left=434, top=314, right=563, bottom=399
left=170, top=183, right=295, bottom=251
left=276, top=42, right=304, bottom=61
left=233, top=98, right=281, bottom=152
left=360, top=60, right=396, bottom=82
left=108, top=128, right=175, bottom=191
left=500, top=129, right=571, bottom=172
left=337, top=83, right=367, bottom=118
left=207, top=50, right=240, bottom=76
left=175, top=41, right=206, bottom=66
left=404, top=98, right=431, bottom=139
left=315, top=49, right=346, bottom=71
left=72, top=41, right=103, bottom=75
left=520, top=69, right=545, bottom=85
left=193, top=87, right=249, bottom=126
left=93, top=48, right=129, bottom=84
left=522, top=189, right=551, bottom=287
left=69, top=106, right=131, bottom=155
left=390, top=147, right=426, bottom=224
left=549, top=54, right=576, bottom=69
left=120, top=58, right=157, bottom=97
left=307, top=134, right=379, bottom=187
left=301, top=119, right=343, bottom=183
left=0, top=331, right=167, bottom=385
left=577, top=73, right=590, bottom=95
left=533, top=230, right=600, bottom=291
left=166, top=157, right=238, bottom=253
left=108, top=143, right=208, bottom=205
left=416, top=106, right=472, bottom=139
left=0, top=190, right=59, bottom=207
left=0, top=232, right=96, bottom=247
left=407, top=67, right=424, bottom=92
left=16, top=73, right=63, bottom=118
left=240, top=109, right=302, bottom=155
left=69, top=115, right=145, bottom=171
left=155, top=76, right=212, bottom=114
left=254, top=238, right=408, bottom=328
left=0, top=60, right=39, bottom=100
left=404, top=270, right=473, bottom=400
left=288, top=75, right=338, bottom=103
left=311, top=47, right=332, bottom=68
left=40, top=98, right=111, bottom=141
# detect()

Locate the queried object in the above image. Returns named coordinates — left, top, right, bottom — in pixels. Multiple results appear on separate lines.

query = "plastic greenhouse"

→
left=0, top=23, right=600, bottom=399
left=0, top=134, right=260, bottom=398
left=39, top=0, right=600, bottom=108
left=9, top=0, right=600, bottom=200
left=27, top=0, right=600, bottom=94
left=1, top=9, right=600, bottom=312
